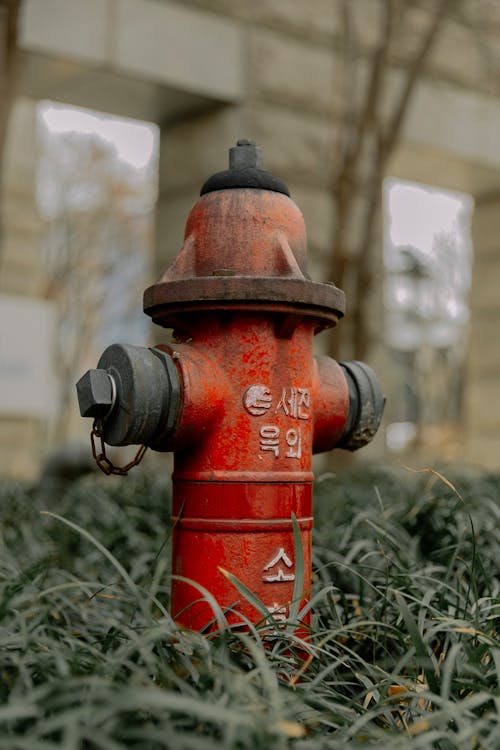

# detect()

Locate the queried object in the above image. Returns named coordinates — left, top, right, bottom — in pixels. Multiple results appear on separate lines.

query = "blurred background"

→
left=0, top=0, right=498, bottom=480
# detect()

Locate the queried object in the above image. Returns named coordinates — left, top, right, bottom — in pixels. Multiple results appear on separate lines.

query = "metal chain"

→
left=90, top=419, right=147, bottom=476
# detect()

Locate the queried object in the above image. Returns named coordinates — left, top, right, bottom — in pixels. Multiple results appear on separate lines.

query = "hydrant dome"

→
left=144, top=141, right=345, bottom=329
left=178, top=188, right=308, bottom=279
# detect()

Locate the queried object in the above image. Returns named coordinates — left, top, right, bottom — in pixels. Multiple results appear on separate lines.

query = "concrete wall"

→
left=2, top=0, right=500, bottom=476
left=0, top=98, right=45, bottom=479
left=467, top=193, right=500, bottom=468
left=0, top=98, right=41, bottom=296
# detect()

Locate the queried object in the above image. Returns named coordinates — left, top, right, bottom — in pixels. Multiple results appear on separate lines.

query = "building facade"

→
left=1, top=0, right=500, bottom=477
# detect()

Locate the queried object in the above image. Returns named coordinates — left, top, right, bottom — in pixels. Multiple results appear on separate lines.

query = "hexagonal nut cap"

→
left=76, top=369, right=114, bottom=418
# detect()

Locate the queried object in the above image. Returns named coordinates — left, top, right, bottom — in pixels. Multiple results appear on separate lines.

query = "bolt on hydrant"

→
left=77, top=140, right=385, bottom=631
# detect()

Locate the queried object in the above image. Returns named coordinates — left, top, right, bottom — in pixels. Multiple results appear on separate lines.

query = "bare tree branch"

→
left=0, top=0, right=20, bottom=158
left=337, top=0, right=394, bottom=179
left=382, top=0, right=453, bottom=157
left=328, top=0, right=458, bottom=362
left=335, top=0, right=357, bottom=161
left=0, top=0, right=21, bottom=254
left=38, top=130, right=152, bottom=443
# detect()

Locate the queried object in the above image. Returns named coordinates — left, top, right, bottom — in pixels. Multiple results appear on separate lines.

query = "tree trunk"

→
left=327, top=0, right=453, bottom=364
left=0, top=0, right=21, bottom=249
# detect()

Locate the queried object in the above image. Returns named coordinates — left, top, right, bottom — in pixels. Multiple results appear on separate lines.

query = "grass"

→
left=0, top=465, right=498, bottom=748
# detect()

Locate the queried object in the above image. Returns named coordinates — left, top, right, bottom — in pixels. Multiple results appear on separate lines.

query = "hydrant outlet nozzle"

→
left=338, top=361, right=385, bottom=451
left=76, top=344, right=180, bottom=449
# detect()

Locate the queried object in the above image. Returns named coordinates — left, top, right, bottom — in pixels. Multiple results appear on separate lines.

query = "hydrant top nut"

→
left=200, top=138, right=290, bottom=197
left=229, top=139, right=262, bottom=170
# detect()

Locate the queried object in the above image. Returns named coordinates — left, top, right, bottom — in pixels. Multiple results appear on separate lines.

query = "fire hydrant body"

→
left=77, top=141, right=384, bottom=631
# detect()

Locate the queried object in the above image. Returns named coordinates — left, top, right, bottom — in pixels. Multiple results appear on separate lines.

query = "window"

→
left=384, top=179, right=473, bottom=453
left=37, top=102, right=159, bottom=438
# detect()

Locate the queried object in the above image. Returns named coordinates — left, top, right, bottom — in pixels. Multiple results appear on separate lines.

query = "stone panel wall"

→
left=0, top=99, right=41, bottom=296
left=0, top=99, right=45, bottom=479
left=466, top=194, right=500, bottom=468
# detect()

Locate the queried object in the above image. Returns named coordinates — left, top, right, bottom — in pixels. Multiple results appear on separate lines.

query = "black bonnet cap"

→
left=200, top=139, right=290, bottom=197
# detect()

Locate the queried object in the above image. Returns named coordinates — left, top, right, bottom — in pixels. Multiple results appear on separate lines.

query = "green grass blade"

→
left=394, top=589, right=439, bottom=694
left=40, top=511, right=141, bottom=601
left=288, top=512, right=304, bottom=624
left=219, top=567, right=275, bottom=627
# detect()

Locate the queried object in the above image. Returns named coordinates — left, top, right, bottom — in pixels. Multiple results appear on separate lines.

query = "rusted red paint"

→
left=145, top=187, right=351, bottom=631
left=143, top=189, right=344, bottom=328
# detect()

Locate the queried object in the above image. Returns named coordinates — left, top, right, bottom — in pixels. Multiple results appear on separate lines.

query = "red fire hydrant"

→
left=77, top=140, right=384, bottom=631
